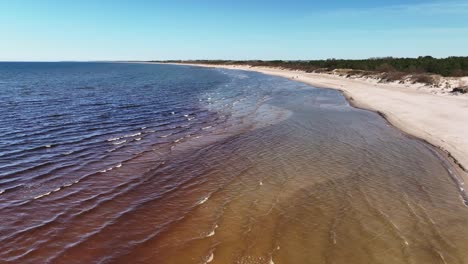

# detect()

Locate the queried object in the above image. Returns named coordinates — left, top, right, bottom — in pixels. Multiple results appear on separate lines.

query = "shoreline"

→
left=161, top=62, right=468, bottom=202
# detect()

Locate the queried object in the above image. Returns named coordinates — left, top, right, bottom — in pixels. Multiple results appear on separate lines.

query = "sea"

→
left=1, top=62, right=467, bottom=264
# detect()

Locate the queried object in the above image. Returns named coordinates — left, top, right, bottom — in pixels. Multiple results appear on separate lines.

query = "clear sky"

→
left=1, top=0, right=467, bottom=61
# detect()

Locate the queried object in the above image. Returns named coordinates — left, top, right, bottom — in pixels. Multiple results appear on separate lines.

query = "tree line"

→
left=161, top=56, right=468, bottom=77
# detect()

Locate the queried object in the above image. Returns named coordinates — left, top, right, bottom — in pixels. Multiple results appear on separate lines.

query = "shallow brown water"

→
left=1, top=64, right=468, bottom=264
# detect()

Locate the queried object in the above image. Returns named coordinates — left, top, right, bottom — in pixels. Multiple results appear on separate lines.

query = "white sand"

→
left=171, top=63, right=468, bottom=192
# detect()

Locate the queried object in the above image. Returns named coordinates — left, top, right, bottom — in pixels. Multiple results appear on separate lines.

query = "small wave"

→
left=100, top=165, right=117, bottom=173
left=34, top=191, right=52, bottom=200
left=259, top=181, right=263, bottom=186
left=124, top=132, right=141, bottom=138
left=205, top=253, right=214, bottom=264
left=160, top=133, right=172, bottom=138
left=206, top=224, right=218, bottom=237
left=0, top=189, right=4, bottom=195
left=32, top=180, right=80, bottom=200
left=107, top=137, right=121, bottom=142
left=141, top=126, right=146, bottom=129
left=113, top=140, right=127, bottom=145
left=135, top=138, right=142, bottom=141
left=202, top=126, right=212, bottom=130
left=174, top=137, right=184, bottom=143
left=45, top=145, right=52, bottom=148
left=197, top=196, right=210, bottom=205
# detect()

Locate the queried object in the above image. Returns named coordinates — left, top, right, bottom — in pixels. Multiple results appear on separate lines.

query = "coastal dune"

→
left=173, top=63, right=468, bottom=198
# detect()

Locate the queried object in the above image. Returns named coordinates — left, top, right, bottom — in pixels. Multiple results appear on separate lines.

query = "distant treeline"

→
left=161, top=56, right=468, bottom=77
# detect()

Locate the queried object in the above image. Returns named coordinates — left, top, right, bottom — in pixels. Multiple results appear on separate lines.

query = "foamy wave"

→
left=107, top=137, right=121, bottom=142
left=33, top=179, right=80, bottom=200
left=135, top=138, right=142, bottom=141
left=259, top=181, right=263, bottom=186
left=204, top=253, right=214, bottom=264
left=206, top=224, right=218, bottom=237
left=100, top=164, right=121, bottom=173
left=33, top=186, right=62, bottom=200
left=113, top=140, right=127, bottom=145
left=0, top=189, right=4, bottom=195
left=125, top=132, right=141, bottom=138
left=160, top=133, right=172, bottom=138
left=34, top=191, right=52, bottom=200
left=202, top=126, right=212, bottom=130
left=45, top=145, right=52, bottom=148
left=197, top=196, right=210, bottom=205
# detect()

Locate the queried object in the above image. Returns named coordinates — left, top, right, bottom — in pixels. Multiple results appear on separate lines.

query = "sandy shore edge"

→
left=157, top=62, right=468, bottom=202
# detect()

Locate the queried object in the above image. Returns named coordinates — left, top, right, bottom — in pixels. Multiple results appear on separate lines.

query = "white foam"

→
left=107, top=137, right=120, bottom=142
left=45, top=145, right=52, bottom=148
left=171, top=111, right=175, bottom=115
left=160, top=134, right=171, bottom=138
left=141, top=126, right=146, bottom=129
left=113, top=140, right=127, bottom=145
left=34, top=191, right=51, bottom=199
left=135, top=138, right=142, bottom=141
left=125, top=132, right=141, bottom=138
left=202, top=126, right=212, bottom=130
left=115, top=163, right=122, bottom=168
left=259, top=181, right=263, bottom=186
left=206, top=253, right=214, bottom=263
left=197, top=196, right=209, bottom=205
left=269, top=257, right=275, bottom=264
left=206, top=224, right=218, bottom=237
left=0, top=189, right=4, bottom=195
left=184, top=114, right=189, bottom=117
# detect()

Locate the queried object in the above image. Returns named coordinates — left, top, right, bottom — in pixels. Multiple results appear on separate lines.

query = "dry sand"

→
left=170, top=63, right=468, bottom=198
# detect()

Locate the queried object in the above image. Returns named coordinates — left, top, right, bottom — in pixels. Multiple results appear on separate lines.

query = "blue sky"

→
left=1, top=0, right=467, bottom=61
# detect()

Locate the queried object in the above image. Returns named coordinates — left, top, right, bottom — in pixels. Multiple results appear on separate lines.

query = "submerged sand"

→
left=171, top=63, right=468, bottom=196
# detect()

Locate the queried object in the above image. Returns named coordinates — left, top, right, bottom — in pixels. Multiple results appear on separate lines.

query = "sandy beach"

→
left=171, top=63, right=468, bottom=198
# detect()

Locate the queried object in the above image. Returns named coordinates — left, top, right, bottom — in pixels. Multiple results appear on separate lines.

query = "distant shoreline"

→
left=149, top=61, right=468, bottom=203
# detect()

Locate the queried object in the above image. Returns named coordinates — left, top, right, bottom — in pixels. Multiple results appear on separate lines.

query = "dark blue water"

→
left=0, top=63, right=225, bottom=199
